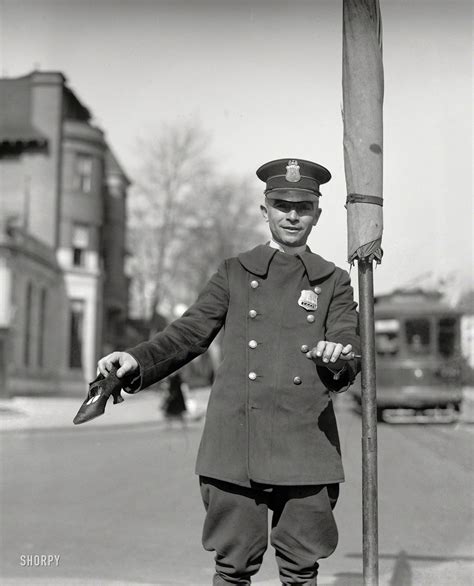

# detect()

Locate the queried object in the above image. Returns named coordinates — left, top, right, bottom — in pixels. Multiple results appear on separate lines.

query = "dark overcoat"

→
left=125, top=245, right=360, bottom=486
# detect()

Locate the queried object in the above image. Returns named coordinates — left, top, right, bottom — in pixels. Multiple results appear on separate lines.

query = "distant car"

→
left=351, top=289, right=467, bottom=423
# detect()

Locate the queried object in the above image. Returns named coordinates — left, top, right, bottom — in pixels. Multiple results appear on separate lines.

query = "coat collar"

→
left=238, top=244, right=336, bottom=281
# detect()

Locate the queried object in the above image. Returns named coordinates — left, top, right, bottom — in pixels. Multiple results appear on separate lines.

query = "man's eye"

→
left=272, top=202, right=312, bottom=214
left=296, top=205, right=312, bottom=213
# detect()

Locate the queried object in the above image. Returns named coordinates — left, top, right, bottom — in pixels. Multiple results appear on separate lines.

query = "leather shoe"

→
left=73, top=365, right=124, bottom=425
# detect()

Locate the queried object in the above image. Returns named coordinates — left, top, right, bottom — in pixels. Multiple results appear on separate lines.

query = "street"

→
left=1, top=403, right=473, bottom=585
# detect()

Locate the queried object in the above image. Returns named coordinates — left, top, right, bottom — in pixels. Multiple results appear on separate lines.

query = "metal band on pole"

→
left=358, top=258, right=379, bottom=585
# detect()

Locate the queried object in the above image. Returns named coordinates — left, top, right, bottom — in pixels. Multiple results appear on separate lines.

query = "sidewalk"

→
left=0, top=388, right=211, bottom=432
left=1, top=387, right=473, bottom=433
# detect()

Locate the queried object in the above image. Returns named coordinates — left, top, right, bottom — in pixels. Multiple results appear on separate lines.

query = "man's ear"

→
left=312, top=207, right=322, bottom=226
left=260, top=204, right=269, bottom=222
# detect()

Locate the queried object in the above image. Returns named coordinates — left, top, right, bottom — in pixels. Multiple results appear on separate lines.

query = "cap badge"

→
left=298, top=289, right=318, bottom=311
left=285, top=160, right=301, bottom=182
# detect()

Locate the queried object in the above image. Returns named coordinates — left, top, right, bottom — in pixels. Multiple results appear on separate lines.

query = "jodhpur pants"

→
left=199, top=476, right=339, bottom=585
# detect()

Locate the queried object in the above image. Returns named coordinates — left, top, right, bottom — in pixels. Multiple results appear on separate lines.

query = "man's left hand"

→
left=306, top=341, right=353, bottom=364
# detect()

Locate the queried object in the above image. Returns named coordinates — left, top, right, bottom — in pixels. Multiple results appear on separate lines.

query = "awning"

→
left=0, top=124, right=48, bottom=148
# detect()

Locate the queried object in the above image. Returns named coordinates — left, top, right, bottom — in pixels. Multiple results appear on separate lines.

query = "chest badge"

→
left=298, top=289, right=319, bottom=311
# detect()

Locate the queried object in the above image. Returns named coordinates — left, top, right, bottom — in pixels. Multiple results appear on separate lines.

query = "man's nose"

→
left=287, top=209, right=299, bottom=221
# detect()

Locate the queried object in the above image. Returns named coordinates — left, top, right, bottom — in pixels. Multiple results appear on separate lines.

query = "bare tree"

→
left=127, top=122, right=264, bottom=318
left=173, top=178, right=264, bottom=297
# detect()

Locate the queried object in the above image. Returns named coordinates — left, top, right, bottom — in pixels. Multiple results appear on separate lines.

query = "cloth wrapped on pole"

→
left=343, top=0, right=384, bottom=264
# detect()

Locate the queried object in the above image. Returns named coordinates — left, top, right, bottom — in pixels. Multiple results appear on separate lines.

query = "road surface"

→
left=1, top=403, right=473, bottom=585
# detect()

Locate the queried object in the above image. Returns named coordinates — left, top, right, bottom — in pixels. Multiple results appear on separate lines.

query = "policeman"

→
left=98, top=158, right=360, bottom=585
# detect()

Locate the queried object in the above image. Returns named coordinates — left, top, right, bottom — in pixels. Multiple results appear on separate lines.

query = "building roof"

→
left=0, top=74, right=48, bottom=148
left=63, top=84, right=91, bottom=122
left=0, top=70, right=94, bottom=148
left=1, top=71, right=129, bottom=185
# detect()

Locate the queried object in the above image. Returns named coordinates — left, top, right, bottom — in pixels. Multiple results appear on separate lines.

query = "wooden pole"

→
left=358, top=258, right=379, bottom=585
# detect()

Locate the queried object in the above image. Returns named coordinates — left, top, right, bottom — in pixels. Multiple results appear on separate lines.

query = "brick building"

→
left=0, top=71, right=129, bottom=396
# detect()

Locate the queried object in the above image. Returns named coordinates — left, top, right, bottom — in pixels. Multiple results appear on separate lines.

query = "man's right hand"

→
left=98, top=352, right=139, bottom=379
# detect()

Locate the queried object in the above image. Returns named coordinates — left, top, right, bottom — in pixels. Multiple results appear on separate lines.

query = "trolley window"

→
left=438, top=317, right=457, bottom=357
left=375, top=319, right=400, bottom=356
left=405, top=318, right=431, bottom=354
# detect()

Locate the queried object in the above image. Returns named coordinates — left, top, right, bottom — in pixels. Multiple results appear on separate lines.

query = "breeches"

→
left=199, top=476, right=339, bottom=585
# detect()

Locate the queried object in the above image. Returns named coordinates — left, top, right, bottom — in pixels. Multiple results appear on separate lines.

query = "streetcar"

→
left=351, top=289, right=467, bottom=423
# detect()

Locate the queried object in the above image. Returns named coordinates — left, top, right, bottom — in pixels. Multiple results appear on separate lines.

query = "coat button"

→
left=249, top=309, right=257, bottom=318
left=300, top=345, right=309, bottom=353
left=250, top=280, right=259, bottom=289
left=248, top=340, right=258, bottom=349
left=248, top=372, right=257, bottom=380
left=307, top=314, right=315, bottom=323
left=293, top=376, right=302, bottom=385
left=314, top=286, right=322, bottom=294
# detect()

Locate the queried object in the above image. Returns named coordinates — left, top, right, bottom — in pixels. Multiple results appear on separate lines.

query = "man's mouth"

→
left=282, top=226, right=300, bottom=232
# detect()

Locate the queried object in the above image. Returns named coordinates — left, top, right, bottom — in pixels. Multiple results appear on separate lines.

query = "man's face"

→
left=260, top=195, right=322, bottom=248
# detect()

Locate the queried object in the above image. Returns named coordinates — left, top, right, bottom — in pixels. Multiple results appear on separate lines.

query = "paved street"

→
left=1, top=403, right=473, bottom=585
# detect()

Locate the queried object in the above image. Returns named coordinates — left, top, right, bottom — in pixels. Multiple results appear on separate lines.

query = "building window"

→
left=38, top=288, right=47, bottom=368
left=24, top=282, right=33, bottom=366
left=69, top=299, right=85, bottom=368
left=75, top=153, right=93, bottom=193
left=72, top=223, right=89, bottom=267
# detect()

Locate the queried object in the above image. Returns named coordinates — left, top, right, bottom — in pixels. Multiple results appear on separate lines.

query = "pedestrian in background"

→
left=98, top=158, right=361, bottom=585
left=162, top=371, right=187, bottom=425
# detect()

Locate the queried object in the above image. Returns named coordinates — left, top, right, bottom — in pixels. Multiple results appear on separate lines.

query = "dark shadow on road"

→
left=329, top=551, right=413, bottom=586
left=388, top=550, right=412, bottom=586
left=345, top=549, right=474, bottom=586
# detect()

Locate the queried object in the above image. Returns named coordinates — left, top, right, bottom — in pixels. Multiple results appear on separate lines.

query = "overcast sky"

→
left=1, top=0, right=472, bottom=297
